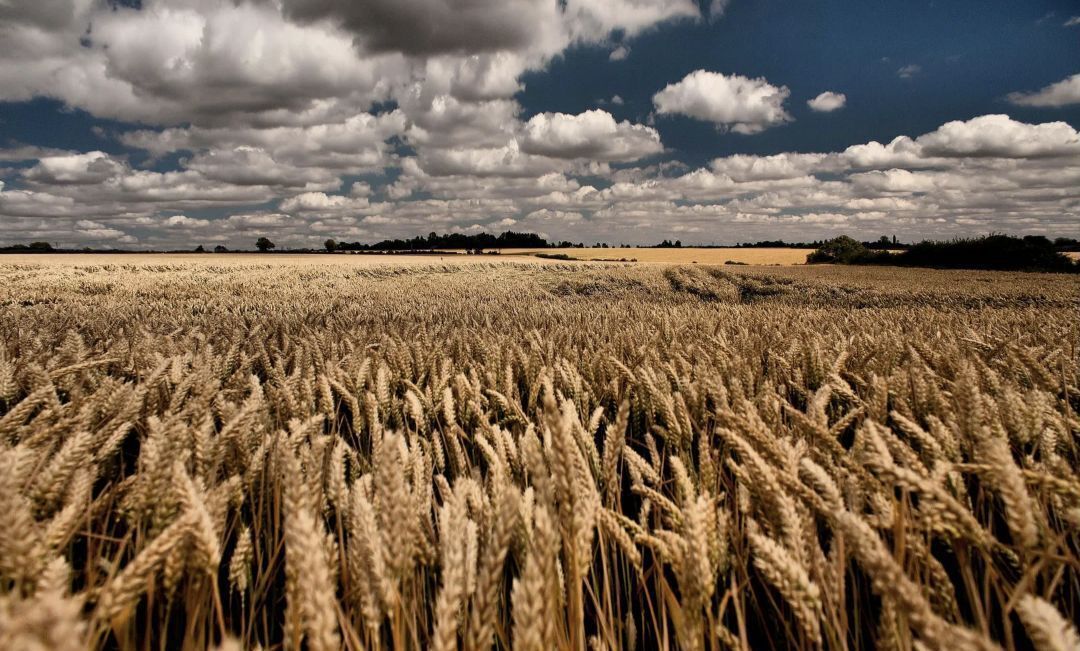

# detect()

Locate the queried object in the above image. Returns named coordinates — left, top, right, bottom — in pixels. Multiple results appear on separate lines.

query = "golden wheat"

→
left=0, top=257, right=1077, bottom=650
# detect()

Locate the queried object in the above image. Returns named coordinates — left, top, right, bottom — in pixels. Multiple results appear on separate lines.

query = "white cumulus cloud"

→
left=807, top=91, right=846, bottom=112
left=652, top=70, right=792, bottom=134
left=897, top=64, right=921, bottom=79
left=1007, top=73, right=1080, bottom=108
left=519, top=110, right=663, bottom=161
left=914, top=114, right=1080, bottom=158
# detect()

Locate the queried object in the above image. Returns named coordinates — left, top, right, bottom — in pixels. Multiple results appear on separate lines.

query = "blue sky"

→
left=1, top=0, right=1079, bottom=248
left=526, top=0, right=1080, bottom=161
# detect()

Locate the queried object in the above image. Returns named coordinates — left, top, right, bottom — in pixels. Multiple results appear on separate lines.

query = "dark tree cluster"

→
left=0, top=241, right=54, bottom=253
left=808, top=234, right=1079, bottom=273
left=1054, top=237, right=1080, bottom=252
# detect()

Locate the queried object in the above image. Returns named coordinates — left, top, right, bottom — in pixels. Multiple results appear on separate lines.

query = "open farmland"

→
left=0, top=247, right=812, bottom=267
left=517, top=247, right=813, bottom=265
left=0, top=252, right=540, bottom=268
left=1, top=257, right=1079, bottom=651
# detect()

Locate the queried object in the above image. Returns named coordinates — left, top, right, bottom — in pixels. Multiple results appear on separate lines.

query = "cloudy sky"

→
left=1, top=0, right=1079, bottom=248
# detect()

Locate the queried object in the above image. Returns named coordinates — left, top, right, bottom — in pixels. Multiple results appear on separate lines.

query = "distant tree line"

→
left=732, top=236, right=904, bottom=250
left=334, top=230, right=549, bottom=253
left=808, top=234, right=1079, bottom=273
left=735, top=239, right=817, bottom=249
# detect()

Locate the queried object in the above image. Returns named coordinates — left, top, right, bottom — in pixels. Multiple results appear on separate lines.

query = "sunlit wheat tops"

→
left=0, top=257, right=1078, bottom=650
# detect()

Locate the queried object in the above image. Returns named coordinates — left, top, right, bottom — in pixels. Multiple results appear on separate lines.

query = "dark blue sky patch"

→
left=0, top=99, right=130, bottom=156
left=519, top=0, right=1080, bottom=167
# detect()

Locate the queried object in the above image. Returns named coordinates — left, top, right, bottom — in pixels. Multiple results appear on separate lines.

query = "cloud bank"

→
left=3, top=112, right=1079, bottom=247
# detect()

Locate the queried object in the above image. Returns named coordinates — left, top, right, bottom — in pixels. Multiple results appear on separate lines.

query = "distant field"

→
left=515, top=246, right=812, bottom=264
left=0, top=252, right=507, bottom=267
left=0, top=248, right=814, bottom=267
left=1067, top=251, right=1080, bottom=261
left=3, top=246, right=1066, bottom=270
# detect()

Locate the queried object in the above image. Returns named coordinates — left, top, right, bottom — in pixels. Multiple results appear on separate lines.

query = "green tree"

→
left=324, top=239, right=337, bottom=252
left=807, top=236, right=870, bottom=264
left=256, top=237, right=275, bottom=252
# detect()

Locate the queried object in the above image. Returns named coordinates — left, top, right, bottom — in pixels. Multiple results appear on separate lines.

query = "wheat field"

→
left=515, top=247, right=813, bottom=265
left=0, top=246, right=812, bottom=268
left=0, top=258, right=1078, bottom=651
